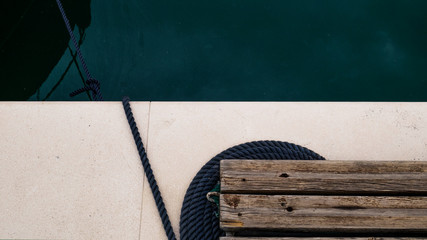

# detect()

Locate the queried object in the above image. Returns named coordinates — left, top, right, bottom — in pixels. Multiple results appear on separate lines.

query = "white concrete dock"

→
left=1, top=102, right=426, bottom=239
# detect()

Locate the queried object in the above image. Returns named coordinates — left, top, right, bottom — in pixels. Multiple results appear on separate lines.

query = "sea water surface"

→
left=10, top=0, right=427, bottom=100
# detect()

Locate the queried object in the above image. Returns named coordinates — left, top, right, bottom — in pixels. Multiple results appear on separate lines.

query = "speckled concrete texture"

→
left=0, top=102, right=426, bottom=240
left=0, top=102, right=150, bottom=240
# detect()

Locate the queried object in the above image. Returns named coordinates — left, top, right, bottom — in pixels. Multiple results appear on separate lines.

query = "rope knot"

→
left=70, top=78, right=103, bottom=101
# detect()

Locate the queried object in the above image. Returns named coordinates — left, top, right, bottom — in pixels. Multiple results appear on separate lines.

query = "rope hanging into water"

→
left=122, top=97, right=325, bottom=240
left=54, top=3, right=327, bottom=233
left=55, top=0, right=103, bottom=100
left=56, top=3, right=325, bottom=239
left=55, top=4, right=326, bottom=238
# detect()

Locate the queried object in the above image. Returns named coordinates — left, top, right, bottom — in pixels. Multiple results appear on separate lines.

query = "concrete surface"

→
left=1, top=102, right=426, bottom=240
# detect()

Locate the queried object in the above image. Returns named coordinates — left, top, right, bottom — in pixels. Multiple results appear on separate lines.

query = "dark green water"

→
left=5, top=0, right=427, bottom=101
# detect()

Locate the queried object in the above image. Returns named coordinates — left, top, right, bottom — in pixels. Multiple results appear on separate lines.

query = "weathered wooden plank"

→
left=220, top=238, right=425, bottom=240
left=220, top=195, right=427, bottom=232
left=220, top=160, right=427, bottom=194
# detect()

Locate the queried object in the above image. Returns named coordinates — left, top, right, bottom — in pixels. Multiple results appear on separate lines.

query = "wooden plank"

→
left=221, top=238, right=425, bottom=240
left=220, top=195, right=427, bottom=233
left=220, top=160, right=427, bottom=195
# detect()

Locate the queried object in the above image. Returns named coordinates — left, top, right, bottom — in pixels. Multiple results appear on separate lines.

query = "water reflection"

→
left=1, top=0, right=427, bottom=101
left=0, top=0, right=92, bottom=100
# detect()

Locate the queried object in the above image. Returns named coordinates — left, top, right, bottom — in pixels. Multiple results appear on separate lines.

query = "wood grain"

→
left=220, top=194, right=427, bottom=232
left=220, top=160, right=427, bottom=195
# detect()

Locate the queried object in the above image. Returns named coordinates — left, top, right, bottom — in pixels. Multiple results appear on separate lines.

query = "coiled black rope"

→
left=122, top=97, right=177, bottom=240
left=179, top=141, right=325, bottom=240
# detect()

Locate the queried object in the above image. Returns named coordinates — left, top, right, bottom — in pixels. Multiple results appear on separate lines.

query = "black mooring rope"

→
left=54, top=3, right=326, bottom=235
left=55, top=0, right=103, bottom=100
left=57, top=3, right=322, bottom=239
left=121, top=97, right=325, bottom=240
left=122, top=97, right=177, bottom=240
